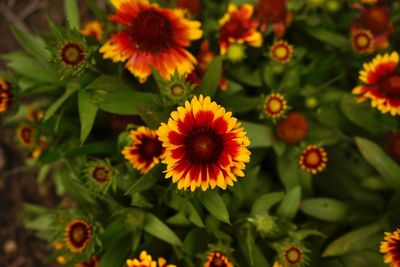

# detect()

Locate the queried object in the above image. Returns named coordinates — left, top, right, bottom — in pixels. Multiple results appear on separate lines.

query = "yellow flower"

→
left=126, top=251, right=176, bottom=267
left=264, top=93, right=288, bottom=119
left=269, top=40, right=293, bottom=64
left=380, top=229, right=400, bottom=267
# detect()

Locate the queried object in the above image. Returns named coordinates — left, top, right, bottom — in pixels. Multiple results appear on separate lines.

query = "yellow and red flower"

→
left=65, top=219, right=92, bottom=253
left=32, top=138, right=48, bottom=159
left=299, top=145, right=328, bottom=174
left=269, top=40, right=293, bottom=64
left=75, top=256, right=100, bottom=267
left=352, top=52, right=400, bottom=115
left=204, top=251, right=234, bottom=267
left=157, top=95, right=251, bottom=191
left=0, top=79, right=12, bottom=113
left=276, top=242, right=309, bottom=267
left=272, top=262, right=283, bottom=267
left=351, top=29, right=374, bottom=54
left=126, top=250, right=176, bottom=267
left=263, top=93, right=288, bottom=119
left=26, top=106, right=44, bottom=122
left=122, top=126, right=165, bottom=174
left=100, top=0, right=202, bottom=83
left=351, top=6, right=394, bottom=49
left=276, top=112, right=309, bottom=144
left=218, top=3, right=262, bottom=55
left=380, top=229, right=400, bottom=267
left=81, top=20, right=104, bottom=42
left=254, top=0, right=292, bottom=37
left=187, top=41, right=228, bottom=91
left=16, top=125, right=35, bottom=148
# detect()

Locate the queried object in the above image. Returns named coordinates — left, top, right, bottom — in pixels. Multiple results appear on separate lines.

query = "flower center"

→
left=355, top=34, right=370, bottom=48
left=267, top=98, right=283, bottom=113
left=380, top=74, right=400, bottom=98
left=69, top=222, right=90, bottom=247
left=305, top=150, right=321, bottom=167
left=140, top=138, right=163, bottom=159
left=92, top=166, right=109, bottom=183
left=275, top=46, right=288, bottom=59
left=60, top=43, right=86, bottom=67
left=21, top=127, right=33, bottom=144
left=130, top=8, right=173, bottom=53
left=211, top=257, right=225, bottom=267
left=171, top=84, right=185, bottom=97
left=285, top=247, right=301, bottom=264
left=185, top=128, right=223, bottom=164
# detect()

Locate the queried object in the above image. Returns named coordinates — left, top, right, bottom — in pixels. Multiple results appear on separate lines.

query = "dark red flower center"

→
left=220, top=15, right=250, bottom=40
left=80, top=257, right=99, bottom=267
left=69, top=221, right=90, bottom=248
left=130, top=8, right=173, bottom=53
left=304, top=149, right=322, bottom=167
left=92, top=166, right=110, bottom=183
left=210, top=257, right=225, bottom=267
left=379, top=74, right=400, bottom=98
left=185, top=128, right=223, bottom=164
left=139, top=138, right=163, bottom=159
left=21, top=127, right=33, bottom=144
left=285, top=247, right=301, bottom=264
left=60, top=42, right=86, bottom=67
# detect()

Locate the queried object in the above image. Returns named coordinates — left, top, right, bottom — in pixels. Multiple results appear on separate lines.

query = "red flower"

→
left=254, top=0, right=292, bottom=37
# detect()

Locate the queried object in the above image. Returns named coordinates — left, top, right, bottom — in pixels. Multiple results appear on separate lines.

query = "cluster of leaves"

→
left=2, top=0, right=400, bottom=266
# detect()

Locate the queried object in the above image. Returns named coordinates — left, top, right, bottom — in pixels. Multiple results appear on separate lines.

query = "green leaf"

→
left=355, top=137, right=400, bottom=192
left=78, top=90, right=98, bottom=144
left=219, top=95, right=260, bottom=113
left=86, top=75, right=133, bottom=91
left=64, top=0, right=80, bottom=29
left=100, top=219, right=132, bottom=249
left=323, top=222, right=382, bottom=257
left=197, top=56, right=222, bottom=97
left=100, top=235, right=131, bottom=267
left=2, top=52, right=58, bottom=83
left=199, top=191, right=230, bottom=224
left=227, top=65, right=262, bottom=87
left=341, top=95, right=396, bottom=134
left=251, top=192, right=284, bottom=215
left=65, top=141, right=115, bottom=158
left=306, top=27, right=349, bottom=49
left=276, top=186, right=301, bottom=220
left=241, top=121, right=274, bottom=148
left=44, top=83, right=79, bottom=120
left=125, top=164, right=162, bottom=195
left=91, top=89, right=160, bottom=115
left=10, top=27, right=50, bottom=62
left=143, top=213, right=183, bottom=246
left=185, top=201, right=205, bottom=227
left=300, top=198, right=350, bottom=222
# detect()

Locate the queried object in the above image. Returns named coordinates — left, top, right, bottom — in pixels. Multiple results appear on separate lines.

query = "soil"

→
left=0, top=1, right=94, bottom=266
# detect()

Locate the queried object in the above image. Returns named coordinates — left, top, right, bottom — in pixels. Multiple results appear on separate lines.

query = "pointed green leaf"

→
left=45, top=83, right=79, bottom=120
left=100, top=235, right=131, bottom=267
left=64, top=0, right=80, bottom=29
left=199, top=191, right=230, bottom=224
left=306, top=27, right=349, bottom=49
left=323, top=222, right=382, bottom=257
left=355, top=137, right=400, bottom=192
left=300, top=198, right=350, bottom=222
left=276, top=186, right=301, bottom=220
left=197, top=56, right=222, bottom=97
left=143, top=213, right=183, bottom=246
left=251, top=192, right=284, bottom=215
left=125, top=164, right=162, bottom=195
left=241, top=121, right=274, bottom=148
left=78, top=90, right=98, bottom=144
left=10, top=27, right=50, bottom=62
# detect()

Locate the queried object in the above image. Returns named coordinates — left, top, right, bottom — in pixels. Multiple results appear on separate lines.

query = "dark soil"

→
left=0, top=1, right=93, bottom=266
